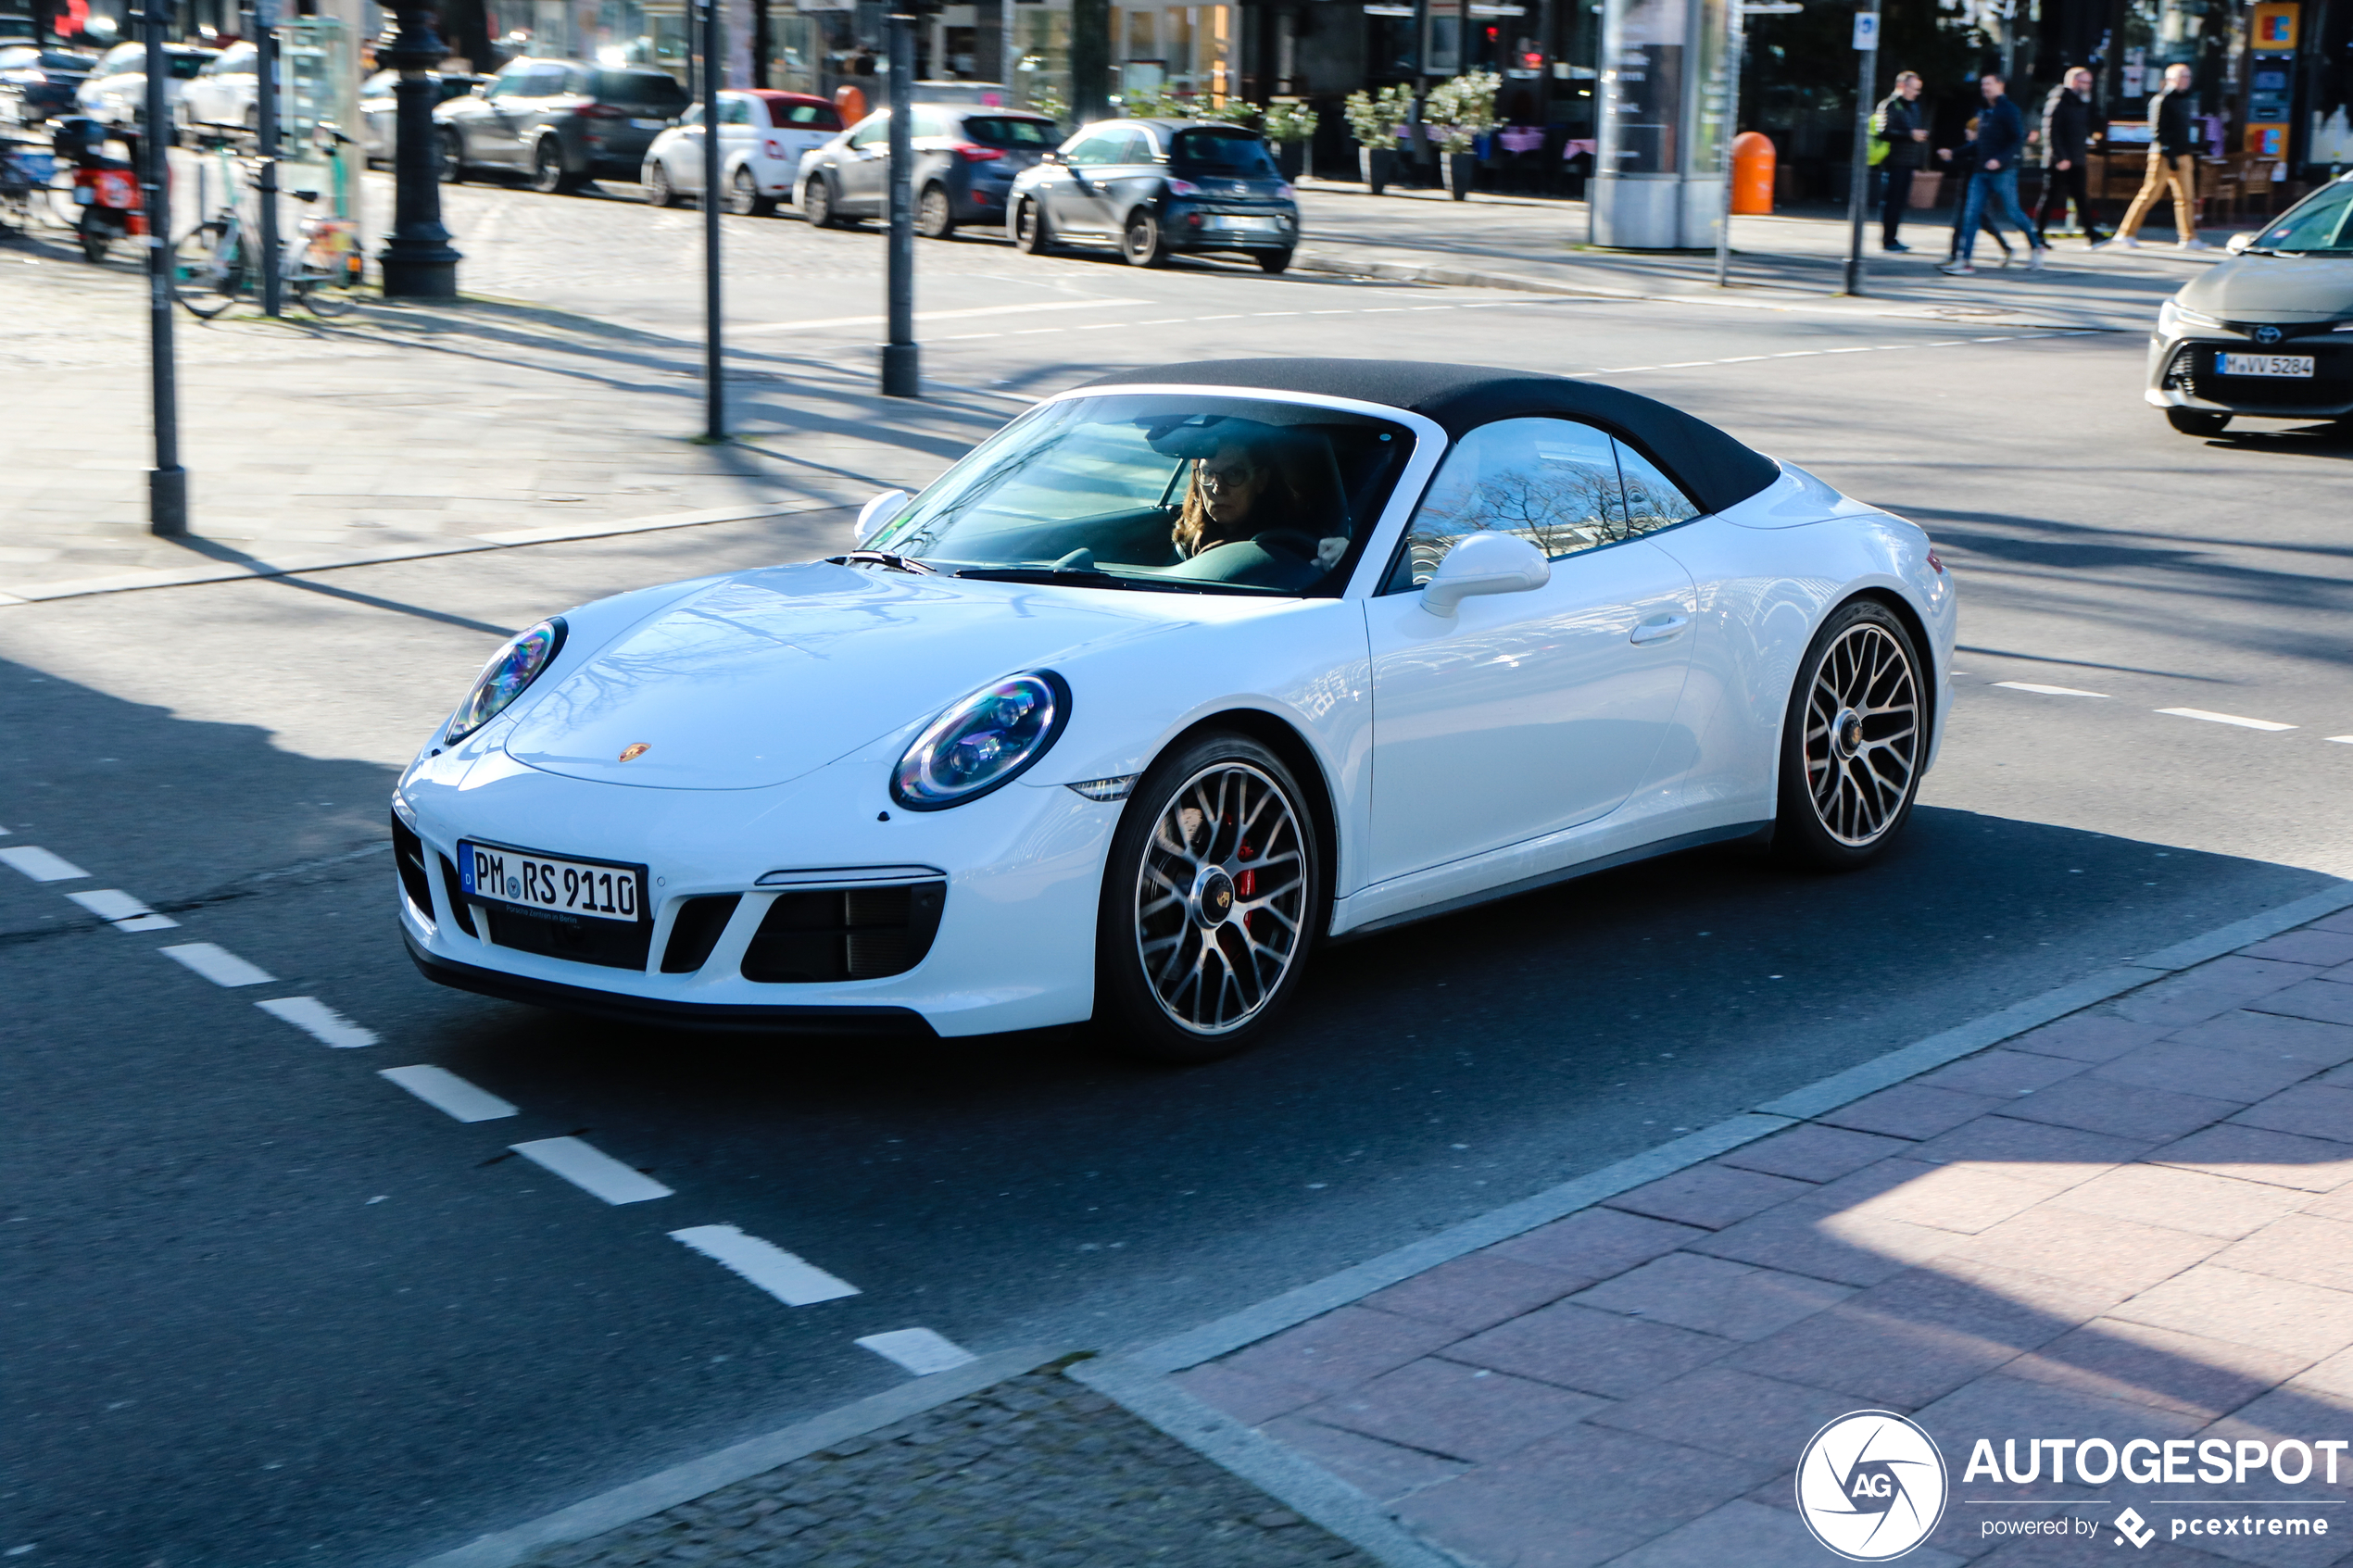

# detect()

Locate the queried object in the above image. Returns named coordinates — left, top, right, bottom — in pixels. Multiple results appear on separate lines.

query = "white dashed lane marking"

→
left=2331, top=736, right=2353, bottom=746
left=2158, top=708, right=2297, bottom=732
left=512, top=1136, right=674, bottom=1205
left=160, top=942, right=274, bottom=987
left=380, top=1064, right=518, bottom=1123
left=671, top=1224, right=862, bottom=1306
left=856, top=1327, right=978, bottom=1375
left=1, top=846, right=88, bottom=882
left=66, top=888, right=179, bottom=931
left=258, top=996, right=379, bottom=1048
left=1994, top=682, right=2111, bottom=698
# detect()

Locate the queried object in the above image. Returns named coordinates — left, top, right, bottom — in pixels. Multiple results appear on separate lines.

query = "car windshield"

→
left=867, top=395, right=1416, bottom=596
left=167, top=51, right=212, bottom=79
left=2251, top=181, right=2353, bottom=255
left=594, top=69, right=688, bottom=108
left=964, top=115, right=1054, bottom=146
left=1170, top=129, right=1278, bottom=176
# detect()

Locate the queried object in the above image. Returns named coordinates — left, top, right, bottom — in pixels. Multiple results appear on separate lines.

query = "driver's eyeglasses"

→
left=1199, top=462, right=1258, bottom=492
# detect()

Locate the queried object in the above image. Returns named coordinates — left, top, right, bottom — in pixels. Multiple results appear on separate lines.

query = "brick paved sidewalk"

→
left=1175, top=912, right=2353, bottom=1567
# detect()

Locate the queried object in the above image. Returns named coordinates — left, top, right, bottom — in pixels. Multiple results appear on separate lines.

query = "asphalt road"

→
left=4, top=180, right=2349, bottom=1568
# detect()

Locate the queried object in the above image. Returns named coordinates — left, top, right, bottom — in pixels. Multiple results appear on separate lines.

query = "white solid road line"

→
left=65, top=888, right=179, bottom=931
left=2157, top=707, right=2297, bottom=732
left=856, top=1327, right=979, bottom=1376
left=671, top=1224, right=862, bottom=1307
left=381, top=1064, right=518, bottom=1123
left=159, top=942, right=275, bottom=987
left=512, top=1136, right=674, bottom=1205
left=258, top=996, right=380, bottom=1048
left=2331, top=736, right=2353, bottom=746
left=1994, top=682, right=2111, bottom=698
left=1, top=846, right=88, bottom=882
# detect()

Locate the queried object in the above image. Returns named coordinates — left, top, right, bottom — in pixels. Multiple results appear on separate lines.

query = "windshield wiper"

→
left=828, top=550, right=938, bottom=575
left=952, top=566, right=1237, bottom=595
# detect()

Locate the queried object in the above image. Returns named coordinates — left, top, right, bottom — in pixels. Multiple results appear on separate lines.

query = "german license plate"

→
left=1214, top=215, right=1277, bottom=232
left=631, top=117, right=666, bottom=129
left=2218, top=352, right=2314, bottom=378
left=459, top=841, right=645, bottom=922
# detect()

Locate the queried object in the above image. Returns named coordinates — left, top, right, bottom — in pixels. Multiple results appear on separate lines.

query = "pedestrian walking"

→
left=1939, top=114, right=2019, bottom=267
left=2096, top=63, right=2208, bottom=250
left=1939, top=73, right=2050, bottom=276
left=1873, top=70, right=1931, bottom=252
left=2032, top=66, right=2105, bottom=244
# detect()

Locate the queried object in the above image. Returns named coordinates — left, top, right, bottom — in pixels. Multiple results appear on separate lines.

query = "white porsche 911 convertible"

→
left=395, top=359, right=1954, bottom=1061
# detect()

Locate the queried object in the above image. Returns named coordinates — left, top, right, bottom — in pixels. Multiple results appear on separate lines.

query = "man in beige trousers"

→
left=2097, top=63, right=2209, bottom=250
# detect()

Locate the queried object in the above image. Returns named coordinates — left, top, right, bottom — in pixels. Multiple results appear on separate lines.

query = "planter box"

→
left=1441, top=151, right=1478, bottom=199
left=1359, top=145, right=1395, bottom=194
left=1276, top=141, right=1305, bottom=181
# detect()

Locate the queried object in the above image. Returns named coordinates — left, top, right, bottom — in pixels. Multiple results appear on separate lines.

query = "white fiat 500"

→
left=641, top=88, right=843, bottom=214
left=396, top=360, right=1955, bottom=1061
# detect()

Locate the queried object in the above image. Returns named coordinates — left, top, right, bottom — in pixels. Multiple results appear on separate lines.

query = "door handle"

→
left=1629, top=613, right=1690, bottom=646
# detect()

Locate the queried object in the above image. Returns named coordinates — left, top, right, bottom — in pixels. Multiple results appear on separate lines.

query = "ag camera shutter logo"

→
left=1796, top=1411, right=1950, bottom=1561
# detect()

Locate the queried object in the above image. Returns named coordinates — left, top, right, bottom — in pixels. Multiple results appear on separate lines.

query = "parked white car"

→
left=177, top=38, right=257, bottom=131
left=74, top=40, right=214, bottom=127
left=641, top=87, right=841, bottom=214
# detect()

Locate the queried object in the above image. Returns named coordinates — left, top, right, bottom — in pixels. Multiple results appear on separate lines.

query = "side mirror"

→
left=1420, top=532, right=1550, bottom=617
left=1040, top=148, right=1063, bottom=165
left=2225, top=230, right=2254, bottom=254
left=854, top=488, right=911, bottom=546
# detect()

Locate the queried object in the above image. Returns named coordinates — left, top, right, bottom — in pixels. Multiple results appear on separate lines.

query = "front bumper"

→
left=2146, top=332, right=2353, bottom=420
left=395, top=741, right=1118, bottom=1039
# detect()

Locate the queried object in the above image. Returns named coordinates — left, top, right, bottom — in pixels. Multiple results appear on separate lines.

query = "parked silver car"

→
left=435, top=57, right=688, bottom=193
left=359, top=68, right=484, bottom=166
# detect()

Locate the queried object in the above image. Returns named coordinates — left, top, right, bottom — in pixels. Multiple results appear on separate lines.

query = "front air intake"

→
left=740, top=880, right=946, bottom=984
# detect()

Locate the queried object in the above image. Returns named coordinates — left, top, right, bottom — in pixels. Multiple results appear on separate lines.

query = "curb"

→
left=408, top=1346, right=1066, bottom=1568
left=1072, top=876, right=2353, bottom=1565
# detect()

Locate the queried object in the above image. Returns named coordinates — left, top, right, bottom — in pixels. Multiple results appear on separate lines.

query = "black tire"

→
left=2165, top=407, right=2230, bottom=436
left=1773, top=598, right=1928, bottom=870
left=530, top=137, right=577, bottom=194
left=801, top=174, right=837, bottom=228
left=172, top=218, right=244, bottom=316
left=726, top=167, right=774, bottom=217
left=1256, top=247, right=1293, bottom=274
left=914, top=182, right=954, bottom=239
left=76, top=211, right=108, bottom=263
left=1121, top=208, right=1168, bottom=267
left=1094, top=732, right=1324, bottom=1064
left=437, top=128, right=465, bottom=183
left=644, top=161, right=677, bottom=207
left=1012, top=195, right=1054, bottom=254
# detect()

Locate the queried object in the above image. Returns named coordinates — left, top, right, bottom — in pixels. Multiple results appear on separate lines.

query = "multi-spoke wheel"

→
left=1097, top=733, right=1322, bottom=1062
left=1775, top=600, right=1927, bottom=867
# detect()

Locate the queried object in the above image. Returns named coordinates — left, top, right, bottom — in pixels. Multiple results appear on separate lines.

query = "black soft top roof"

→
left=1080, top=358, right=1781, bottom=517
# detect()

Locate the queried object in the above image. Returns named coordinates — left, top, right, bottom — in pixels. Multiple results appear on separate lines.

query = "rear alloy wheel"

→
left=2165, top=407, right=2230, bottom=436
left=1774, top=599, right=1926, bottom=869
left=1256, top=247, right=1293, bottom=274
left=726, top=167, right=774, bottom=217
left=1011, top=195, right=1053, bottom=254
left=801, top=175, right=837, bottom=228
left=1121, top=208, right=1168, bottom=268
left=915, top=182, right=953, bottom=239
left=437, top=128, right=466, bottom=183
left=530, top=137, right=577, bottom=194
left=644, top=162, right=677, bottom=207
left=1096, top=733, right=1322, bottom=1063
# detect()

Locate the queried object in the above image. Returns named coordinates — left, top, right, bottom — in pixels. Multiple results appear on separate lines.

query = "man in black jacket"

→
left=1875, top=70, right=1930, bottom=251
left=1939, top=73, right=2051, bottom=274
left=2032, top=66, right=2105, bottom=244
left=2100, top=62, right=2208, bottom=249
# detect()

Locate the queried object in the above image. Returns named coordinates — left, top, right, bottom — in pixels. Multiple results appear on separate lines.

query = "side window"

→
left=485, top=65, right=529, bottom=99
left=912, top=105, right=952, bottom=138
left=722, top=96, right=753, bottom=125
left=1612, top=440, right=1701, bottom=535
left=1384, top=418, right=1627, bottom=594
left=1116, top=127, right=1158, bottom=163
left=1064, top=130, right=1123, bottom=165
left=848, top=113, right=889, bottom=148
left=678, top=102, right=702, bottom=126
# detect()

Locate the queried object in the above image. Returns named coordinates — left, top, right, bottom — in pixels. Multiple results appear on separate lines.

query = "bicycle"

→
left=174, top=127, right=366, bottom=319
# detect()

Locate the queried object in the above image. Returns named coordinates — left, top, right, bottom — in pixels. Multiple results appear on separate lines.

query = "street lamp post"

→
left=1842, top=0, right=1879, bottom=296
left=137, top=1, right=185, bottom=534
left=700, top=0, right=724, bottom=439
left=879, top=4, right=917, bottom=397
left=378, top=6, right=460, bottom=298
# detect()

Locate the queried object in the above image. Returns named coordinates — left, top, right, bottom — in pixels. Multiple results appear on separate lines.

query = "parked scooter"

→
left=54, top=115, right=146, bottom=263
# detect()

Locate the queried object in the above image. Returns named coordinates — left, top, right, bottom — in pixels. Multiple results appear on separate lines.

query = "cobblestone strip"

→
left=532, top=1361, right=1375, bottom=1568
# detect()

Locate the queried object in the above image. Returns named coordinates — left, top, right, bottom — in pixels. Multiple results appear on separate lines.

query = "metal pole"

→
left=1715, top=0, right=1743, bottom=286
left=255, top=0, right=282, bottom=316
left=139, top=2, right=186, bottom=534
left=378, top=6, right=460, bottom=296
left=1842, top=0, right=1877, bottom=295
left=701, top=0, right=724, bottom=438
left=879, top=5, right=917, bottom=397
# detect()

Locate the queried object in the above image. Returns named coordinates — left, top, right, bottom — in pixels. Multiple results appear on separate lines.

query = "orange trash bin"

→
left=1730, top=132, right=1776, bottom=215
left=836, top=83, right=869, bottom=125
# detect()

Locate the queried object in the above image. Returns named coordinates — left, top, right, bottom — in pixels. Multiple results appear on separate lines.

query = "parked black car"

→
left=435, top=57, right=689, bottom=193
left=0, top=44, right=96, bottom=125
left=1007, top=119, right=1299, bottom=271
left=797, top=103, right=1059, bottom=237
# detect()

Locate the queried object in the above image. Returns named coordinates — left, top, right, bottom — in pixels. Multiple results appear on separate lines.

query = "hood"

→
left=2179, top=256, right=2353, bottom=323
left=501, top=562, right=1179, bottom=790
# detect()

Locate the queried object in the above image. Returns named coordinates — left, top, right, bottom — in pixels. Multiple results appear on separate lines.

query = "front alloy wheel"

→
left=801, top=175, right=837, bottom=228
left=1775, top=599, right=1926, bottom=868
left=915, top=182, right=953, bottom=239
left=1097, top=734, right=1321, bottom=1062
left=1012, top=195, right=1052, bottom=254
left=530, top=138, right=575, bottom=194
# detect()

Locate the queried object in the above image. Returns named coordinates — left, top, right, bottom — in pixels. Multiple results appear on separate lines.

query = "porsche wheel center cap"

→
left=1192, top=867, right=1237, bottom=929
left=1833, top=709, right=1865, bottom=759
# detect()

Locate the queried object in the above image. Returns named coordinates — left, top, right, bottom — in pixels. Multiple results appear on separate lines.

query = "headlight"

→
left=891, top=671, right=1070, bottom=811
left=446, top=617, right=566, bottom=744
left=2158, top=298, right=2222, bottom=336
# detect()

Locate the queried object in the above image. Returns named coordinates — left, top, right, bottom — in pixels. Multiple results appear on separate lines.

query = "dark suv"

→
left=435, top=58, right=689, bottom=193
left=798, top=104, right=1059, bottom=238
left=1008, top=119, right=1299, bottom=270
